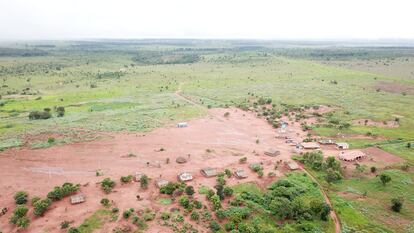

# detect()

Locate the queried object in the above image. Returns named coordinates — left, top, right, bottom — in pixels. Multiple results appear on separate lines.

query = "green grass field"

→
left=1, top=40, right=413, bottom=232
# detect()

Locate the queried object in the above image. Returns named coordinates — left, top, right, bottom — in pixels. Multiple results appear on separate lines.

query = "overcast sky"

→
left=0, top=0, right=413, bottom=40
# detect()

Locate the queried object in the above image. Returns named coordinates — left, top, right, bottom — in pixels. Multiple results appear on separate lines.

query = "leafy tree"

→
left=209, top=220, right=221, bottom=232
left=210, top=194, right=222, bottom=210
left=101, top=178, right=116, bottom=193
left=140, top=175, right=149, bottom=189
left=185, top=185, right=195, bottom=196
left=391, top=197, right=403, bottom=212
left=100, top=198, right=110, bottom=207
left=16, top=217, right=30, bottom=228
left=159, top=182, right=180, bottom=195
left=325, top=156, right=341, bottom=171
left=14, top=191, right=28, bottom=205
left=179, top=196, right=191, bottom=209
left=320, top=203, right=331, bottom=221
left=190, top=211, right=199, bottom=221
left=56, top=106, right=65, bottom=117
left=193, top=200, right=203, bottom=209
left=325, top=168, right=342, bottom=183
left=47, top=183, right=80, bottom=201
left=33, top=198, right=52, bottom=216
left=10, top=205, right=29, bottom=224
left=120, top=175, right=133, bottom=184
left=380, top=173, right=391, bottom=186
left=370, top=166, right=377, bottom=173
left=60, top=220, right=71, bottom=229
left=223, top=187, right=233, bottom=197
left=123, top=209, right=133, bottom=219
left=270, top=197, right=292, bottom=219
left=68, top=227, right=80, bottom=233
left=224, top=169, right=232, bottom=177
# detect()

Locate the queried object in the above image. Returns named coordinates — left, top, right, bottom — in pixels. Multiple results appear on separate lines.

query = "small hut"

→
left=285, top=161, right=299, bottom=171
left=156, top=179, right=169, bottom=188
left=200, top=167, right=218, bottom=177
left=264, top=148, right=280, bottom=157
left=336, top=142, right=349, bottom=150
left=176, top=157, right=187, bottom=164
left=301, top=142, right=320, bottom=149
left=339, top=151, right=366, bottom=162
left=70, top=194, right=85, bottom=205
left=177, top=122, right=188, bottom=128
left=234, top=169, right=248, bottom=179
left=319, top=139, right=336, bottom=145
left=178, top=172, right=193, bottom=182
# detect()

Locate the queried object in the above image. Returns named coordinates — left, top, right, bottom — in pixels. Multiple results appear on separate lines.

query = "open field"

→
left=0, top=40, right=414, bottom=232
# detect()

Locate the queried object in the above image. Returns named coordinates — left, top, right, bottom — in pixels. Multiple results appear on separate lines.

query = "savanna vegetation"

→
left=1, top=39, right=413, bottom=232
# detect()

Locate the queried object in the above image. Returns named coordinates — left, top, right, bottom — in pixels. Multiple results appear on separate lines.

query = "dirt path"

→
left=175, top=82, right=204, bottom=108
left=300, top=165, right=341, bottom=233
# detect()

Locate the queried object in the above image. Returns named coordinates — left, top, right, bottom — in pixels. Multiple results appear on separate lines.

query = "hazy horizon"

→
left=1, top=0, right=414, bottom=40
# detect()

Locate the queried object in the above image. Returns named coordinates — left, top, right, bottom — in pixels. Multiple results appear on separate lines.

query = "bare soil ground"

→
left=0, top=108, right=302, bottom=233
left=375, top=81, right=414, bottom=95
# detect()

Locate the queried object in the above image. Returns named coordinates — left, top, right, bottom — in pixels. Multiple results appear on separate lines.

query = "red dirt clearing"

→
left=0, top=108, right=302, bottom=232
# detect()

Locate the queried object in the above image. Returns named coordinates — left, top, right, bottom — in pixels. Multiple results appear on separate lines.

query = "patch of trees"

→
left=28, top=106, right=65, bottom=120
left=240, top=178, right=331, bottom=222
left=9, top=205, right=30, bottom=229
left=298, top=151, right=343, bottom=183
left=96, top=71, right=125, bottom=79
left=0, top=47, right=48, bottom=57
left=101, top=178, right=116, bottom=193
left=132, top=50, right=200, bottom=65
left=47, top=183, right=80, bottom=201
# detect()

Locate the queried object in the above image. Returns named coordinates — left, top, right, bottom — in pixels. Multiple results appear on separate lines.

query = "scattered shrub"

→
left=123, top=209, right=133, bottom=219
left=391, top=197, right=403, bottom=212
left=47, top=183, right=80, bottom=201
left=239, top=157, right=247, bottom=164
left=185, top=186, right=195, bottom=196
left=61, top=220, right=71, bottom=229
left=33, top=198, right=52, bottom=216
left=14, top=191, right=28, bottom=205
left=159, top=182, right=181, bottom=195
left=10, top=205, right=28, bottom=225
left=140, top=175, right=149, bottom=189
left=101, top=178, right=116, bottom=193
left=120, top=175, right=133, bottom=184
left=100, top=198, right=110, bottom=207
left=380, top=173, right=391, bottom=186
left=190, top=211, right=199, bottom=221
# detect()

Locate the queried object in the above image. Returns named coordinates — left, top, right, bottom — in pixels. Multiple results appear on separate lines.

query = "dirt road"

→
left=300, top=165, right=341, bottom=233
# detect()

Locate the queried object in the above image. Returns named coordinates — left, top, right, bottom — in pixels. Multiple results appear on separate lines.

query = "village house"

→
left=285, top=161, right=300, bottom=171
left=156, top=179, right=169, bottom=188
left=338, top=150, right=366, bottom=162
left=336, top=142, right=349, bottom=150
left=301, top=142, right=320, bottom=149
left=178, top=172, right=193, bottom=182
left=319, top=139, right=336, bottom=145
left=234, top=169, right=248, bottom=179
left=177, top=122, right=188, bottom=128
left=200, top=167, right=218, bottom=177
left=264, top=148, right=280, bottom=157
left=70, top=194, right=85, bottom=205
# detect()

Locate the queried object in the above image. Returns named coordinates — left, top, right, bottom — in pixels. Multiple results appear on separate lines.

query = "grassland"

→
left=1, top=40, right=413, bottom=232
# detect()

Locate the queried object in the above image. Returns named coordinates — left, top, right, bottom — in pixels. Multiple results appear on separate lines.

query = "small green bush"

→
left=101, top=178, right=116, bottom=193
left=14, top=191, right=28, bottom=205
